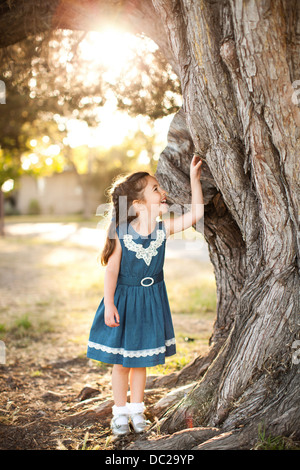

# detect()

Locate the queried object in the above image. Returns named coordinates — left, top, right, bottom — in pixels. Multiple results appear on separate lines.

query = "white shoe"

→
left=111, top=405, right=130, bottom=436
left=130, top=412, right=147, bottom=433
left=110, top=415, right=130, bottom=436
left=128, top=402, right=147, bottom=433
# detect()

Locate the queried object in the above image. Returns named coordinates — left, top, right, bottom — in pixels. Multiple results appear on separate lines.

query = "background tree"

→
left=0, top=74, right=67, bottom=233
left=0, top=0, right=299, bottom=449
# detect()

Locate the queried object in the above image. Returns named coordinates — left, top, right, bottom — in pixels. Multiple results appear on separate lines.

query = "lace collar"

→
left=123, top=227, right=165, bottom=266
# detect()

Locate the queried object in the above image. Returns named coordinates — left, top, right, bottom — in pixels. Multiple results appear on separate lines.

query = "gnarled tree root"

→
left=127, top=426, right=220, bottom=450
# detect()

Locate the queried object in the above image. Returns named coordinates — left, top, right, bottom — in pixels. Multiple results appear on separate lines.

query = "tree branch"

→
left=0, top=0, right=175, bottom=69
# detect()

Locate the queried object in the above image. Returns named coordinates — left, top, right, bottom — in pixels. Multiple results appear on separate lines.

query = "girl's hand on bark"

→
left=190, top=154, right=203, bottom=181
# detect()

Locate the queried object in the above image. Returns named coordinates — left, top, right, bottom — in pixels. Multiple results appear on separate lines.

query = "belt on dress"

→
left=117, top=271, right=164, bottom=287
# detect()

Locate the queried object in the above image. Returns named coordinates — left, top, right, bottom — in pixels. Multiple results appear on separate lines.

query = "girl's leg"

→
left=112, top=364, right=130, bottom=406
left=111, top=365, right=130, bottom=436
left=128, top=367, right=147, bottom=433
left=129, top=367, right=146, bottom=403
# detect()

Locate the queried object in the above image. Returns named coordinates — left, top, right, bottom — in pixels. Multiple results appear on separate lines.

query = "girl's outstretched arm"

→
left=104, top=235, right=122, bottom=327
left=165, top=155, right=204, bottom=236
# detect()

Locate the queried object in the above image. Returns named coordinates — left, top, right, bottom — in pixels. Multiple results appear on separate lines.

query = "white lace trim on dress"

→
left=88, top=337, right=176, bottom=358
left=123, top=229, right=165, bottom=266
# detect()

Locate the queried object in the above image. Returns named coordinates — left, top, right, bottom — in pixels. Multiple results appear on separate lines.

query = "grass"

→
left=168, top=281, right=216, bottom=314
left=254, top=424, right=300, bottom=450
left=14, top=314, right=32, bottom=330
left=5, top=214, right=99, bottom=225
left=165, top=257, right=216, bottom=315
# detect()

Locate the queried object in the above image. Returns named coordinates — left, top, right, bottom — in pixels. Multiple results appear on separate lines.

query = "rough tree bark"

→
left=1, top=0, right=299, bottom=449
left=152, top=0, right=300, bottom=448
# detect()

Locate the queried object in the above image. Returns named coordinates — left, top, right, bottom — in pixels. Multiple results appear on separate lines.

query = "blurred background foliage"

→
left=0, top=29, right=182, bottom=203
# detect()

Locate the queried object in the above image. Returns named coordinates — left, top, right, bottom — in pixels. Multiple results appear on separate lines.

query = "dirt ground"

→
left=0, top=226, right=215, bottom=450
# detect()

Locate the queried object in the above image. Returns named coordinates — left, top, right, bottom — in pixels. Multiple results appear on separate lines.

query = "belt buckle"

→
left=141, top=277, right=154, bottom=287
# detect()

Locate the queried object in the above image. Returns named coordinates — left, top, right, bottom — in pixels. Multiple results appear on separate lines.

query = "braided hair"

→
left=101, top=172, right=150, bottom=266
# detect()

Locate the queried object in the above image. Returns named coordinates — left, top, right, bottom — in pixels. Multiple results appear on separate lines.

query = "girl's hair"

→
left=100, top=171, right=150, bottom=266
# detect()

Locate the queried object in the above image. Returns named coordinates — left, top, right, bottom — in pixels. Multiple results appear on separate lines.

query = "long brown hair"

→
left=100, top=171, right=150, bottom=266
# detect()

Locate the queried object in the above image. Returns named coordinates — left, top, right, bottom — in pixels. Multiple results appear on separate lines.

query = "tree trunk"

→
left=1, top=0, right=299, bottom=448
left=151, top=0, right=300, bottom=445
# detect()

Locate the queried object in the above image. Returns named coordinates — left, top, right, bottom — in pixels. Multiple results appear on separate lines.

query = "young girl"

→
left=87, top=155, right=203, bottom=435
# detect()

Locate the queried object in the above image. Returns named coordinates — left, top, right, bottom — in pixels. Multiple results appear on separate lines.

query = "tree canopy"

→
left=0, top=28, right=181, bottom=190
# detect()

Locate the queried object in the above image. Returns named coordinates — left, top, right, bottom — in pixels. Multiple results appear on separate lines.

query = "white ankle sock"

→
left=127, top=402, right=145, bottom=414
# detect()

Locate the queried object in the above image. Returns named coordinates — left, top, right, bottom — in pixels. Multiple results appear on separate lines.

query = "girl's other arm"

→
left=165, top=155, right=204, bottom=236
left=104, top=235, right=122, bottom=327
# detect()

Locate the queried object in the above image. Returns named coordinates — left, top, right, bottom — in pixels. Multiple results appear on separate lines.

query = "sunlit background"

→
left=62, top=29, right=173, bottom=152
left=1, top=27, right=181, bottom=216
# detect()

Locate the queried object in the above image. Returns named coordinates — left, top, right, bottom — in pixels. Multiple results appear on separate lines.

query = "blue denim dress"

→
left=87, top=221, right=176, bottom=367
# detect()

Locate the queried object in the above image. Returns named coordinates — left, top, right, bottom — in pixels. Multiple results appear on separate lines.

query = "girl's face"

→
left=138, top=176, right=168, bottom=218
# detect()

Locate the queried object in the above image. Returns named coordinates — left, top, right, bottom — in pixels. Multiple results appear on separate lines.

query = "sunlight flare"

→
left=80, top=29, right=141, bottom=81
